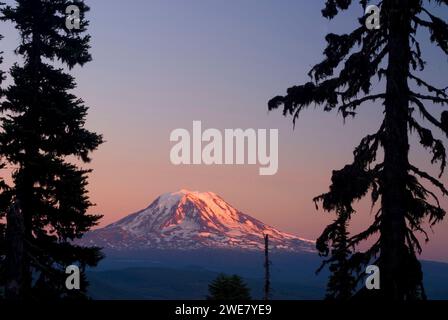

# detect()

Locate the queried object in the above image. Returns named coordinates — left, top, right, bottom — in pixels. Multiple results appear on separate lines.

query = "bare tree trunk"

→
left=5, top=201, right=25, bottom=301
left=264, top=234, right=271, bottom=300
left=380, top=0, right=415, bottom=300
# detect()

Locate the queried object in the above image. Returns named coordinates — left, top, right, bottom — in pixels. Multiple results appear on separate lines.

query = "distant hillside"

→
left=87, top=266, right=323, bottom=300
left=87, top=250, right=448, bottom=300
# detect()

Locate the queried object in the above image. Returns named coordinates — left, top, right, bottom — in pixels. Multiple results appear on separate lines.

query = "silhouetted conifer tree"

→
left=317, top=212, right=356, bottom=300
left=207, top=274, right=252, bottom=300
left=0, top=17, right=6, bottom=298
left=0, top=0, right=103, bottom=300
left=269, top=0, right=448, bottom=300
left=0, top=22, right=3, bottom=88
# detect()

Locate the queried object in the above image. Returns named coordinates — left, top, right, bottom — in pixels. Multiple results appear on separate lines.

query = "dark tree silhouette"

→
left=0, top=0, right=103, bottom=300
left=0, top=16, right=6, bottom=296
left=0, top=6, right=13, bottom=297
left=269, top=0, right=448, bottom=300
left=207, top=274, right=252, bottom=300
left=0, top=9, right=3, bottom=109
left=263, top=234, right=271, bottom=300
left=317, top=212, right=356, bottom=300
left=4, top=201, right=25, bottom=300
left=0, top=23, right=3, bottom=88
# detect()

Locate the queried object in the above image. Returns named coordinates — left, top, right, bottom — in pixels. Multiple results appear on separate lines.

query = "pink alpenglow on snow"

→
left=81, top=189, right=315, bottom=252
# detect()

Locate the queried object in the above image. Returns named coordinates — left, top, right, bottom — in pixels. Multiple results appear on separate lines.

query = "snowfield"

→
left=81, top=189, right=315, bottom=252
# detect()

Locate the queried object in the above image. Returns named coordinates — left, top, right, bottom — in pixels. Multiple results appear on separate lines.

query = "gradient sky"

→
left=1, top=1, right=448, bottom=262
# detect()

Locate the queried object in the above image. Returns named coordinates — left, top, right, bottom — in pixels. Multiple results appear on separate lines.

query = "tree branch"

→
left=409, top=164, right=448, bottom=195
left=412, top=92, right=448, bottom=105
left=415, top=9, right=448, bottom=55
left=338, top=94, right=385, bottom=118
left=410, top=96, right=444, bottom=131
left=409, top=73, right=448, bottom=98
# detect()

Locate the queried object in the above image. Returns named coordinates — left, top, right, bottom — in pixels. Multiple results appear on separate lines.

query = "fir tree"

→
left=268, top=0, right=448, bottom=300
left=0, top=0, right=103, bottom=300
left=207, top=274, right=252, bottom=300
left=0, top=16, right=5, bottom=298
left=317, top=213, right=356, bottom=300
left=0, top=25, right=3, bottom=89
left=0, top=4, right=12, bottom=298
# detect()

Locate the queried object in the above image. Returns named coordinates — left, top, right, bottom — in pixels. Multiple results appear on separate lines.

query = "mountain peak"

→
left=162, top=189, right=218, bottom=199
left=172, top=189, right=219, bottom=200
left=81, top=190, right=315, bottom=252
left=156, top=189, right=222, bottom=213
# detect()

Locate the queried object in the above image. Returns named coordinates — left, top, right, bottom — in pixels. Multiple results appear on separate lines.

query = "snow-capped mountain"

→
left=81, top=189, right=315, bottom=252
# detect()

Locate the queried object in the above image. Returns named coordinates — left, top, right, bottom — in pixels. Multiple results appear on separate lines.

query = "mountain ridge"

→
left=81, top=189, right=315, bottom=252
